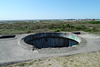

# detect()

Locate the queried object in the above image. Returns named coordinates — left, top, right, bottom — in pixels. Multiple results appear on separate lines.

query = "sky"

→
left=0, top=0, right=100, bottom=20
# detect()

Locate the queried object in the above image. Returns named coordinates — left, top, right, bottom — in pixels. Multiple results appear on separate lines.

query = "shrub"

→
left=54, top=29, right=60, bottom=32
left=89, top=21, right=100, bottom=24
left=60, top=28, right=65, bottom=31
left=92, top=27, right=98, bottom=32
left=75, top=25, right=86, bottom=30
left=85, top=29, right=92, bottom=32
left=65, top=24, right=71, bottom=27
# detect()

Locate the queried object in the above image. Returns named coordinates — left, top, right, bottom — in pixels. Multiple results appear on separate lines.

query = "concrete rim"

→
left=19, top=32, right=87, bottom=53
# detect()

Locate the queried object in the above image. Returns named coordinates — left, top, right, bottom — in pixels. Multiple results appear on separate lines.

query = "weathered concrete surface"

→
left=0, top=32, right=100, bottom=66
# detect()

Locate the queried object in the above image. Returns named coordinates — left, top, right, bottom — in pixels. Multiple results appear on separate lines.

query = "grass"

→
left=0, top=20, right=100, bottom=35
left=3, top=51, right=100, bottom=67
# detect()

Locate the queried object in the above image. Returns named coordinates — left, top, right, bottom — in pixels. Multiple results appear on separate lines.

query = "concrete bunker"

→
left=23, top=33, right=81, bottom=50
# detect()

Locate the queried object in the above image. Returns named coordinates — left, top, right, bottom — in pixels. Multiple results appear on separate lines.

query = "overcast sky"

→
left=0, top=0, right=100, bottom=20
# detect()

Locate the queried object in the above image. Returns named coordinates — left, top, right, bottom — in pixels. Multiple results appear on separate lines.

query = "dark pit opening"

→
left=24, top=33, right=80, bottom=49
left=0, top=35, right=16, bottom=39
left=32, top=36, right=78, bottom=49
left=72, top=32, right=81, bottom=34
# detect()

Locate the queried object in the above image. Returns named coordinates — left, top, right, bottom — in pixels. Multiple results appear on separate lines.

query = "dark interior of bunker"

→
left=24, top=33, right=79, bottom=49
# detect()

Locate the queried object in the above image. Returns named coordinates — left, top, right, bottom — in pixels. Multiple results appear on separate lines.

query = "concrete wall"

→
left=24, top=33, right=81, bottom=49
left=32, top=37, right=70, bottom=49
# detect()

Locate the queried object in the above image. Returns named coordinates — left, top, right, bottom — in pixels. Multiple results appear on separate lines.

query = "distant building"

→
left=77, top=19, right=95, bottom=21
left=67, top=19, right=76, bottom=21
left=95, top=19, right=100, bottom=21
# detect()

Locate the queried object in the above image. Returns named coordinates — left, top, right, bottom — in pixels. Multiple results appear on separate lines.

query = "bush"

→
left=65, top=24, right=71, bottom=27
left=92, top=27, right=98, bottom=32
left=89, top=21, right=100, bottom=24
left=54, top=29, right=60, bottom=32
left=75, top=25, right=86, bottom=30
left=60, top=28, right=65, bottom=31
left=85, top=29, right=92, bottom=32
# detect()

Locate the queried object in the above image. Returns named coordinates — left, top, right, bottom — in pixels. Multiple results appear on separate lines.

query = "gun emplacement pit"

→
left=21, top=33, right=82, bottom=50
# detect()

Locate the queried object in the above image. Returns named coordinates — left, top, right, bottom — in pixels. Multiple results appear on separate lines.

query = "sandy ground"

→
left=3, top=51, right=100, bottom=67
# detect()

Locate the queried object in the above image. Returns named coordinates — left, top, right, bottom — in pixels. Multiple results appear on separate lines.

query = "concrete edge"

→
left=19, top=32, right=86, bottom=51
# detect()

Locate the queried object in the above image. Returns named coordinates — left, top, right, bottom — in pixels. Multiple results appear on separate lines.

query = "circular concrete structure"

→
left=21, top=32, right=82, bottom=50
left=3, top=31, right=100, bottom=66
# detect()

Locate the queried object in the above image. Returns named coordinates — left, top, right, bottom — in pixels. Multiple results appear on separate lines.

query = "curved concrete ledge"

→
left=20, top=32, right=84, bottom=51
